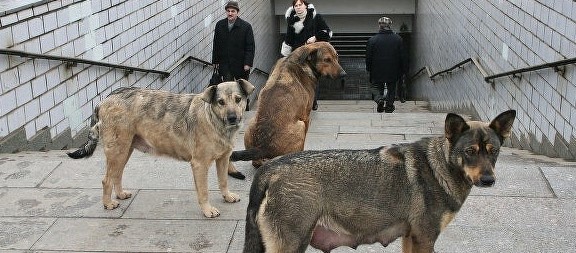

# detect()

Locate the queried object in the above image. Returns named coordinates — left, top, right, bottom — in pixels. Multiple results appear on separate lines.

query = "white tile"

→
left=13, top=21, right=31, bottom=44
left=24, top=38, right=41, bottom=54
left=49, top=103, right=65, bottom=124
left=43, top=12, right=58, bottom=32
left=68, top=3, right=86, bottom=23
left=24, top=120, right=37, bottom=139
left=1, top=68, right=19, bottom=91
left=39, top=92, right=54, bottom=113
left=7, top=106, right=25, bottom=132
left=55, top=82, right=69, bottom=104
left=0, top=27, right=14, bottom=48
left=53, top=27, right=67, bottom=47
left=17, top=8, right=34, bottom=20
left=31, top=75, right=47, bottom=98
left=0, top=90, right=17, bottom=115
left=66, top=23, right=80, bottom=41
left=15, top=82, right=33, bottom=107
left=29, top=17, right=45, bottom=38
left=17, top=61, right=36, bottom=84
left=57, top=8, right=70, bottom=28
left=24, top=99, right=40, bottom=122
left=48, top=1, right=62, bottom=11
left=39, top=32, right=55, bottom=53
left=1, top=13, right=19, bottom=26
left=33, top=3, right=49, bottom=16
left=35, top=111, right=50, bottom=130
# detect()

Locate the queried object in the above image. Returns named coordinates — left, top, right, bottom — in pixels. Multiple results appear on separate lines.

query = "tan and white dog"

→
left=67, top=80, right=255, bottom=218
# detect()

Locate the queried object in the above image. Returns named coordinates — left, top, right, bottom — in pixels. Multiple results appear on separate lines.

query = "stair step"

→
left=331, top=33, right=371, bottom=59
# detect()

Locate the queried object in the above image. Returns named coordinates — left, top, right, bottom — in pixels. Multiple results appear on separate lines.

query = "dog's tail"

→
left=243, top=171, right=269, bottom=253
left=67, top=107, right=101, bottom=159
left=230, top=148, right=268, bottom=162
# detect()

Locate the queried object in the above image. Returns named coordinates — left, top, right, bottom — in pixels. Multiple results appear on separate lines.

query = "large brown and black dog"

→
left=244, top=110, right=516, bottom=252
left=230, top=42, right=346, bottom=170
left=67, top=80, right=254, bottom=218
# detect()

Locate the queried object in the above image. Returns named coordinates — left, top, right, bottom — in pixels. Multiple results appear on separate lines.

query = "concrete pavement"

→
left=1, top=100, right=575, bottom=252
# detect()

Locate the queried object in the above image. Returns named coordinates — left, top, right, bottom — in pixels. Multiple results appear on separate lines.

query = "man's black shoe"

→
left=376, top=100, right=385, bottom=113
left=384, top=104, right=395, bottom=113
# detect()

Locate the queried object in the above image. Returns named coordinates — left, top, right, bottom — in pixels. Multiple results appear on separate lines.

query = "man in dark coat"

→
left=212, top=1, right=255, bottom=81
left=366, top=17, right=407, bottom=113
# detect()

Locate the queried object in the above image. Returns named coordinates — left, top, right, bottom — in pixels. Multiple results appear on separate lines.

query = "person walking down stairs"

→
left=366, top=16, right=407, bottom=113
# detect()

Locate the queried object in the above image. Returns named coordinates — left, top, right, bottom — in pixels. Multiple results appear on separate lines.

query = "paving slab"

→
left=123, top=190, right=250, bottom=220
left=541, top=166, right=576, bottom=198
left=31, top=218, right=239, bottom=252
left=0, top=218, right=55, bottom=249
left=0, top=159, right=61, bottom=187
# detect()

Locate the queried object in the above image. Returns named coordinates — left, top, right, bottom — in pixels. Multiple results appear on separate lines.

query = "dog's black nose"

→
left=478, top=175, right=495, bottom=187
left=227, top=115, right=238, bottom=124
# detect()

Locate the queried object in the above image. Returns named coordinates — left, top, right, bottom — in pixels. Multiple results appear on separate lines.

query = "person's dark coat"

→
left=212, top=17, right=255, bottom=79
left=283, top=4, right=331, bottom=55
left=366, top=29, right=407, bottom=83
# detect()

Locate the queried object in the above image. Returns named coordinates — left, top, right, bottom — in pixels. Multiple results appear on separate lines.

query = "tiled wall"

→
left=411, top=0, right=576, bottom=159
left=0, top=0, right=278, bottom=152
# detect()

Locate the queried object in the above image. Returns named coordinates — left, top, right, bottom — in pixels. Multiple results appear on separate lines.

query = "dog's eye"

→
left=324, top=58, right=332, bottom=63
left=489, top=147, right=499, bottom=155
left=235, top=97, right=242, bottom=103
left=218, top=99, right=225, bottom=106
left=486, top=144, right=499, bottom=155
left=465, top=147, right=476, bottom=156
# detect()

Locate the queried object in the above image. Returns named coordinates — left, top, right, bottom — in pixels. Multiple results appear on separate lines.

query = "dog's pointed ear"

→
left=200, top=85, right=217, bottom=103
left=236, top=79, right=255, bottom=96
left=489, top=110, right=516, bottom=143
left=445, top=113, right=470, bottom=143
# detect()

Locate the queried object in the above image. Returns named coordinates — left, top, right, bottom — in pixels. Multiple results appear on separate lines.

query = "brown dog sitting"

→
left=229, top=42, right=346, bottom=172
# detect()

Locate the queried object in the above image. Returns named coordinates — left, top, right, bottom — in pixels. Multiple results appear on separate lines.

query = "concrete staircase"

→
left=330, top=33, right=372, bottom=58
left=318, top=57, right=371, bottom=100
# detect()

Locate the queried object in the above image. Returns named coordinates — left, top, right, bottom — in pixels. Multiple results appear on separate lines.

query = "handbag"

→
left=209, top=68, right=222, bottom=86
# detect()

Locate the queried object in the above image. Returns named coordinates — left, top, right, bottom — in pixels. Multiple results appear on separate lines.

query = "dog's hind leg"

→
left=258, top=211, right=314, bottom=253
left=279, top=120, right=307, bottom=154
left=258, top=196, right=318, bottom=253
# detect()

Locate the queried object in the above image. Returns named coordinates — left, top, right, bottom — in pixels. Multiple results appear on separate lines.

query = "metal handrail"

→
left=411, top=56, right=575, bottom=84
left=178, top=54, right=270, bottom=76
left=0, top=48, right=171, bottom=78
left=484, top=57, right=575, bottom=82
left=0, top=48, right=271, bottom=81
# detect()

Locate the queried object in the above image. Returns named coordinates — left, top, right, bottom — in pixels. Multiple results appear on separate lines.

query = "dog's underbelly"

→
left=310, top=221, right=408, bottom=252
left=131, top=135, right=192, bottom=161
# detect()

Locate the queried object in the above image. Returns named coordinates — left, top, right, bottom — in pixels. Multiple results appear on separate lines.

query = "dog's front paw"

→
left=104, top=200, right=120, bottom=210
left=202, top=205, right=221, bottom=218
left=223, top=192, right=240, bottom=203
left=116, top=191, right=132, bottom=200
